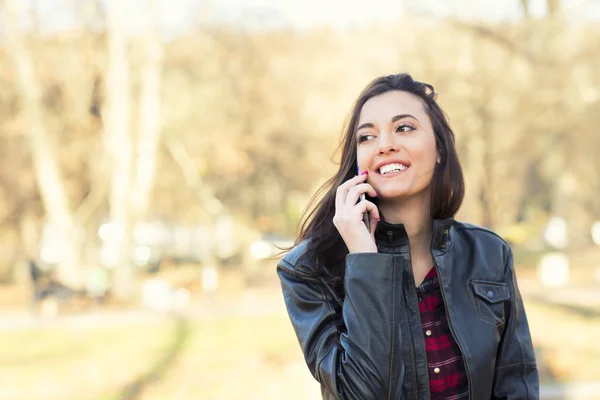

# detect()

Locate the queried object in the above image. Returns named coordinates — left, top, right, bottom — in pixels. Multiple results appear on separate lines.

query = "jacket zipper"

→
left=407, top=261, right=424, bottom=400
left=433, top=258, right=474, bottom=399
left=394, top=230, right=421, bottom=400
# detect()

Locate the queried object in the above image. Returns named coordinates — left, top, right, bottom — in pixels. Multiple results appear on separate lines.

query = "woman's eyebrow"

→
left=356, top=114, right=420, bottom=132
left=391, top=113, right=420, bottom=123
left=356, top=122, right=374, bottom=131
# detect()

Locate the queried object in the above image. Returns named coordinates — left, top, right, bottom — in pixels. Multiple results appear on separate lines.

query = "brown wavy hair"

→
left=292, top=73, right=464, bottom=284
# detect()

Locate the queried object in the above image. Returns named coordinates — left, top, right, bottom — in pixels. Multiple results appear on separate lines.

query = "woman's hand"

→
left=333, top=172, right=380, bottom=253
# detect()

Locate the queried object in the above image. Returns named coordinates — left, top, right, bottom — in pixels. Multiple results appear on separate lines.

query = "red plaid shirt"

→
left=416, top=267, right=469, bottom=400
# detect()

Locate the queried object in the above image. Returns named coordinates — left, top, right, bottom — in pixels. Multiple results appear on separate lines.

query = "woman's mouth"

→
left=377, top=162, right=410, bottom=176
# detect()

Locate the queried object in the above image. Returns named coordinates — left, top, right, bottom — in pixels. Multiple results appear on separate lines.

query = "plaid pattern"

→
left=416, top=267, right=469, bottom=400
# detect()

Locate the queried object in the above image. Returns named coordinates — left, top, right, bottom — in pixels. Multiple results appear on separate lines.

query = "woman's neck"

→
left=378, top=195, right=433, bottom=257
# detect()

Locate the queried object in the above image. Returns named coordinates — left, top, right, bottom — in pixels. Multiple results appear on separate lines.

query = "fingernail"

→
left=361, top=171, right=368, bottom=175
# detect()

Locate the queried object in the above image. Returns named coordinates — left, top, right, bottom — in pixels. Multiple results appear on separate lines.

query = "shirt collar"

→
left=374, top=217, right=454, bottom=251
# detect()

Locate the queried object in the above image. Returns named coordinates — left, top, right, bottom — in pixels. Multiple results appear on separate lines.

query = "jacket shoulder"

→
left=453, top=221, right=509, bottom=245
left=452, top=221, right=512, bottom=259
left=277, top=240, right=314, bottom=275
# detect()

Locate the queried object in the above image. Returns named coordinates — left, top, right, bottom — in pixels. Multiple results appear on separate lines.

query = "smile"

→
left=378, top=162, right=409, bottom=175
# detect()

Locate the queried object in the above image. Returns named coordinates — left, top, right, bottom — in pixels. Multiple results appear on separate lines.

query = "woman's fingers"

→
left=356, top=199, right=380, bottom=222
left=332, top=173, right=380, bottom=253
left=345, top=183, right=378, bottom=209
left=368, top=202, right=380, bottom=236
left=366, top=200, right=381, bottom=221
left=335, top=172, right=368, bottom=211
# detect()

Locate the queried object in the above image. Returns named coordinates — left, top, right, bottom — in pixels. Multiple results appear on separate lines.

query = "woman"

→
left=277, top=73, right=539, bottom=400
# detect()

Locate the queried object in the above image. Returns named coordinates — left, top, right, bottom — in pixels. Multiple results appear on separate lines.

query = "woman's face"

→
left=356, top=90, right=439, bottom=202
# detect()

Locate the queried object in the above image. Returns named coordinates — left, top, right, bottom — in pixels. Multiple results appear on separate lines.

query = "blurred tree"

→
left=131, top=1, right=163, bottom=223
left=0, top=0, right=599, bottom=286
left=104, top=0, right=135, bottom=298
left=2, top=0, right=82, bottom=287
left=520, top=0, right=530, bottom=20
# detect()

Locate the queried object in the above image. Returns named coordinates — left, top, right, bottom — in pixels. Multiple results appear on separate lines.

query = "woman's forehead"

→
left=358, top=91, right=427, bottom=123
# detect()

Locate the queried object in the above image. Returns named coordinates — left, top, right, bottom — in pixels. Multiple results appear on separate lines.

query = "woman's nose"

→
left=378, top=132, right=399, bottom=154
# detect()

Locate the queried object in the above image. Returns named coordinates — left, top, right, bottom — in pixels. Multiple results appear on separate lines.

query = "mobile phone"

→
left=357, top=165, right=371, bottom=233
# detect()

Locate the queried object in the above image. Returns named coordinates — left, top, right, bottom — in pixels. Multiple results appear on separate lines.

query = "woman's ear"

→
left=436, top=151, right=441, bottom=164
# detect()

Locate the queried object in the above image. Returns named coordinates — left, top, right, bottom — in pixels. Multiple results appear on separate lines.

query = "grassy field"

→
left=0, top=310, right=320, bottom=400
left=526, top=300, right=600, bottom=383
left=0, top=280, right=598, bottom=400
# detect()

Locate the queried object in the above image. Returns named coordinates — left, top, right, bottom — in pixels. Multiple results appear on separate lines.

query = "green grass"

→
left=526, top=300, right=600, bottom=383
left=0, top=295, right=598, bottom=400
left=0, top=322, right=174, bottom=400
left=0, top=313, right=320, bottom=400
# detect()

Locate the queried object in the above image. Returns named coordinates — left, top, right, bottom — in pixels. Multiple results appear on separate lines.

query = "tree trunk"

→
left=520, top=0, right=530, bottom=20
left=104, top=0, right=134, bottom=299
left=3, top=0, right=81, bottom=287
left=132, top=3, right=163, bottom=222
left=546, top=0, right=560, bottom=16
left=165, top=137, right=225, bottom=290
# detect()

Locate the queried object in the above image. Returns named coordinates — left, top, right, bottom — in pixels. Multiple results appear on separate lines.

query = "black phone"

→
left=357, top=164, right=371, bottom=233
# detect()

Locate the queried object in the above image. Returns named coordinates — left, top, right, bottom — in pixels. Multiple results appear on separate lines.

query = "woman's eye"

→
left=396, top=123, right=415, bottom=133
left=358, top=134, right=374, bottom=143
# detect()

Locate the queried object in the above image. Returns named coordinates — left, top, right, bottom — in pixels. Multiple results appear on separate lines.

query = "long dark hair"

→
left=292, top=73, right=464, bottom=284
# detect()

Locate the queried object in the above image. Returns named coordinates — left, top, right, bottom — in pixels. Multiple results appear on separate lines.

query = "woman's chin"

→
left=376, top=189, right=411, bottom=201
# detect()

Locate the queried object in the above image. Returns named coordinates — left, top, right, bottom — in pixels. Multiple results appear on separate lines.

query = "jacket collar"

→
left=374, top=217, right=455, bottom=251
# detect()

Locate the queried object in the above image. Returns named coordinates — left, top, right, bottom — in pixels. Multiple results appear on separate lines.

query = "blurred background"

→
left=0, top=0, right=599, bottom=399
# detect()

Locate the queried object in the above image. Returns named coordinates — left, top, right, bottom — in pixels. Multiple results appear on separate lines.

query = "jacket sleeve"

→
left=492, top=248, right=539, bottom=399
left=277, top=244, right=404, bottom=400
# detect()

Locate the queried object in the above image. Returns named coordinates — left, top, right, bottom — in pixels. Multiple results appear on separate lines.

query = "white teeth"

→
left=379, top=163, right=408, bottom=175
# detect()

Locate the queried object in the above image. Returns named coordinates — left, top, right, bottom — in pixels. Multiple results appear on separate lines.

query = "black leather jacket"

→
left=277, top=219, right=539, bottom=400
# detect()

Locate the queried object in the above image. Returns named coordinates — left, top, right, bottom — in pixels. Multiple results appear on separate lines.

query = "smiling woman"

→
left=277, top=73, right=539, bottom=399
left=356, top=91, right=442, bottom=225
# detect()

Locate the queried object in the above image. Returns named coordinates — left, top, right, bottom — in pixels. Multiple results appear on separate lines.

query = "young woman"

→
left=277, top=73, right=538, bottom=400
